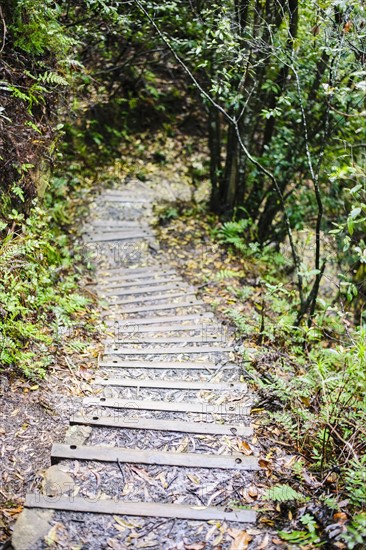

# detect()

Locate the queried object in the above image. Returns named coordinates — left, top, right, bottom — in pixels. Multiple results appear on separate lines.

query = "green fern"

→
left=342, top=513, right=366, bottom=549
left=9, top=85, right=30, bottom=104
left=65, top=340, right=89, bottom=353
left=217, top=219, right=250, bottom=251
left=263, top=484, right=306, bottom=503
left=215, top=269, right=242, bottom=281
left=39, top=71, right=69, bottom=87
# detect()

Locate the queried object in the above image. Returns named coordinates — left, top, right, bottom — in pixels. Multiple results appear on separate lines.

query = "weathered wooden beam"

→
left=25, top=494, right=256, bottom=523
left=51, top=443, right=259, bottom=471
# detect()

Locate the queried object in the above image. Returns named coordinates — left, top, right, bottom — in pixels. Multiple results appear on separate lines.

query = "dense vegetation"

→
left=0, top=0, right=365, bottom=546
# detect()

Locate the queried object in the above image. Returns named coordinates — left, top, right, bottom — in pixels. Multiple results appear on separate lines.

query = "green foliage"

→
left=216, top=219, right=252, bottom=252
left=0, top=187, right=91, bottom=379
left=344, top=456, right=366, bottom=510
left=10, top=0, right=76, bottom=56
left=342, top=513, right=366, bottom=549
left=158, top=206, right=179, bottom=224
left=278, top=514, right=322, bottom=545
left=215, top=270, right=243, bottom=282
left=263, top=484, right=306, bottom=503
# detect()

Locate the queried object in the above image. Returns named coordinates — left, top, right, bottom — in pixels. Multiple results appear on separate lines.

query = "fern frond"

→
left=39, top=71, right=69, bottom=86
left=215, top=269, right=242, bottom=281
left=264, top=484, right=305, bottom=503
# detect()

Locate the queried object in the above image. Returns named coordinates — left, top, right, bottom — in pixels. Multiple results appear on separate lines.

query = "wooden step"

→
left=99, top=360, right=221, bottom=370
left=103, top=283, right=190, bottom=297
left=25, top=494, right=256, bottom=523
left=104, top=313, right=214, bottom=325
left=83, top=397, right=250, bottom=415
left=51, top=443, right=259, bottom=471
left=104, top=345, right=233, bottom=355
left=116, top=302, right=206, bottom=314
left=71, top=412, right=253, bottom=436
left=111, top=290, right=197, bottom=306
left=93, top=377, right=247, bottom=391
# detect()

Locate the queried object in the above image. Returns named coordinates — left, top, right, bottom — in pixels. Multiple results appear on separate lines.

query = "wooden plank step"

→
left=90, top=220, right=145, bottom=227
left=105, top=323, right=223, bottom=334
left=104, top=345, right=233, bottom=355
left=116, top=301, right=206, bottom=314
left=25, top=494, right=256, bottom=523
left=86, top=232, right=148, bottom=243
left=102, top=190, right=152, bottom=197
left=104, top=336, right=229, bottom=344
left=99, top=360, right=221, bottom=369
left=104, top=313, right=214, bottom=326
left=103, top=283, right=190, bottom=297
left=100, top=277, right=183, bottom=290
left=102, top=197, right=150, bottom=203
left=51, top=443, right=259, bottom=471
left=102, top=265, right=169, bottom=274
left=111, top=291, right=197, bottom=306
left=83, top=397, right=249, bottom=415
left=86, top=226, right=150, bottom=233
left=101, top=270, right=177, bottom=283
left=71, top=412, right=253, bottom=436
left=94, top=377, right=247, bottom=391
left=102, top=191, right=152, bottom=197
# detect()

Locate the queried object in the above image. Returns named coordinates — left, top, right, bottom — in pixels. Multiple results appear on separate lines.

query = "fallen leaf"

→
left=229, top=530, right=253, bottom=550
left=257, top=534, right=270, bottom=549
left=247, top=485, right=258, bottom=498
left=187, top=474, right=200, bottom=484
left=334, top=512, right=348, bottom=523
left=258, top=458, right=271, bottom=469
left=239, top=441, right=253, bottom=456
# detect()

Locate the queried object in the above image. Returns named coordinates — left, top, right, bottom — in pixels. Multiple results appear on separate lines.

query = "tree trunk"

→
left=209, top=105, right=222, bottom=212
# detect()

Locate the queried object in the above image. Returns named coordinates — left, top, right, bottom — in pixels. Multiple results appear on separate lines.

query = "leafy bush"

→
left=0, top=184, right=92, bottom=379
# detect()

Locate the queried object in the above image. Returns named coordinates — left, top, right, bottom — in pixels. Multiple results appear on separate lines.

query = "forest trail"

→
left=11, top=181, right=266, bottom=549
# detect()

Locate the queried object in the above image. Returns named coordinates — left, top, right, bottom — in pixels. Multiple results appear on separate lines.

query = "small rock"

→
left=12, top=509, right=54, bottom=550
left=42, top=465, right=74, bottom=497
left=64, top=425, right=92, bottom=445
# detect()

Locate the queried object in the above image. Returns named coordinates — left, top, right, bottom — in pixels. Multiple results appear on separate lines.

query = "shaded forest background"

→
left=0, top=1, right=365, bottom=547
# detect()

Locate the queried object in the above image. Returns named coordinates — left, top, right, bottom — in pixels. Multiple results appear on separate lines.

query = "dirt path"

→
left=11, top=180, right=267, bottom=549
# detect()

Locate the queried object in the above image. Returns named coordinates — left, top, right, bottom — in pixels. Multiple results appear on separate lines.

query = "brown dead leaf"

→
left=229, top=530, right=253, bottom=550
left=2, top=506, right=23, bottom=515
left=247, top=485, right=258, bottom=498
left=334, top=512, right=348, bottom=523
left=185, top=543, right=205, bottom=550
left=259, top=517, right=275, bottom=526
left=258, top=457, right=271, bottom=469
left=239, top=441, right=253, bottom=456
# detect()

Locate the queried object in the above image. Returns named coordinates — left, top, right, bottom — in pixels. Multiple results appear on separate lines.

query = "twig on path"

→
left=187, top=488, right=206, bottom=506
left=116, top=457, right=125, bottom=486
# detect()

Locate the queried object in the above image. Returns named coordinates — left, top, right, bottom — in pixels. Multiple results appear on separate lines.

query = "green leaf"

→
left=263, top=484, right=305, bottom=502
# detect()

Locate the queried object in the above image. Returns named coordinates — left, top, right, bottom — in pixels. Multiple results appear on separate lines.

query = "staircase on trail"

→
left=12, top=181, right=261, bottom=549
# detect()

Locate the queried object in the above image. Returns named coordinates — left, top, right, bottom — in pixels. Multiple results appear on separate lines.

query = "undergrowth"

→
left=157, top=206, right=366, bottom=548
left=0, top=174, right=96, bottom=379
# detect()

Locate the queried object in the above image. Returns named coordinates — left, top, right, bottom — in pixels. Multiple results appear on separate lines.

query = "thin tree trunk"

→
left=209, top=105, right=222, bottom=212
